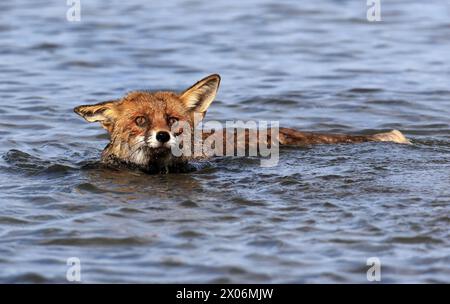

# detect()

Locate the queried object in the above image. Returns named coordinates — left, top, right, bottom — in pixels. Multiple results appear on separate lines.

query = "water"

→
left=0, top=0, right=449, bottom=283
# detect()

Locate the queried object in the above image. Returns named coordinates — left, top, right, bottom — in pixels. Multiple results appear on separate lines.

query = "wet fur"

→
left=74, top=74, right=410, bottom=173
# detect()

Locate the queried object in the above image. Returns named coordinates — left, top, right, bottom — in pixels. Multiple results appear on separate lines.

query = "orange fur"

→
left=74, top=74, right=410, bottom=173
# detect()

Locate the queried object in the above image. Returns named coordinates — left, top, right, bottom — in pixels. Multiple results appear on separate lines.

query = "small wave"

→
left=346, top=88, right=384, bottom=93
left=58, top=60, right=105, bottom=69
left=31, top=42, right=62, bottom=51
left=2, top=149, right=76, bottom=176
left=0, top=216, right=30, bottom=225
left=240, top=97, right=310, bottom=107
left=3, top=272, right=52, bottom=284
left=39, top=236, right=152, bottom=246
left=388, top=235, right=443, bottom=245
left=366, top=99, right=413, bottom=106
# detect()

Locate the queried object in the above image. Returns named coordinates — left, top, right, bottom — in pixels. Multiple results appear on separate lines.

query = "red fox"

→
left=74, top=74, right=410, bottom=173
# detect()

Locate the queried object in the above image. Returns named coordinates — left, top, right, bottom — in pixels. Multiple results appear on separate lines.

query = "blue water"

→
left=0, top=0, right=449, bottom=283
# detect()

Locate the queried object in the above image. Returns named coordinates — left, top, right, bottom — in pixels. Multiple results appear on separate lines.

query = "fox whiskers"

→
left=128, top=139, right=147, bottom=162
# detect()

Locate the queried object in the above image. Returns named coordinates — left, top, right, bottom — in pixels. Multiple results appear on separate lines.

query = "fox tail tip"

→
left=372, top=129, right=411, bottom=144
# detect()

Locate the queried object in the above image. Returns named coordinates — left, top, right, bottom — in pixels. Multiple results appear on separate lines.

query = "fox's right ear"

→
left=180, top=74, right=221, bottom=120
left=74, top=100, right=119, bottom=131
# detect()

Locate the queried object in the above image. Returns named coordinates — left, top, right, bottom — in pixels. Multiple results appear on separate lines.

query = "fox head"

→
left=74, top=74, right=220, bottom=172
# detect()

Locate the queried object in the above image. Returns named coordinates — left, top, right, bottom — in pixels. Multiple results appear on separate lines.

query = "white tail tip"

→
left=371, top=129, right=411, bottom=144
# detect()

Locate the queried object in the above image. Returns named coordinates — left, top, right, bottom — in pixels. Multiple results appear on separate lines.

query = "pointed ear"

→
left=73, top=100, right=119, bottom=131
left=180, top=74, right=220, bottom=117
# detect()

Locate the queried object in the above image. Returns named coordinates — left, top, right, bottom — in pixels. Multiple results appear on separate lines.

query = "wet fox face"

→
left=74, top=74, right=220, bottom=172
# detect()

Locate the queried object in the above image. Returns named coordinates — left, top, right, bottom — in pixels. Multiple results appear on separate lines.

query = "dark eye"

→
left=168, top=117, right=179, bottom=126
left=135, top=116, right=147, bottom=127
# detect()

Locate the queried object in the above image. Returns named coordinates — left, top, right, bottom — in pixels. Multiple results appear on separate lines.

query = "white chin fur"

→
left=127, top=134, right=176, bottom=166
left=130, top=150, right=148, bottom=165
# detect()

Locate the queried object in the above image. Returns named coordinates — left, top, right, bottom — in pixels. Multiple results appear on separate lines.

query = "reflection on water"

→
left=0, top=0, right=449, bottom=283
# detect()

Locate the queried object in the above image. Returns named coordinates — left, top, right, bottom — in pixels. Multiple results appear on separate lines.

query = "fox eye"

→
left=135, top=116, right=148, bottom=127
left=168, top=117, right=179, bottom=126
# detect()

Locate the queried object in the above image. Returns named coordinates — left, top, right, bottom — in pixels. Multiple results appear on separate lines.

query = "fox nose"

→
left=156, top=131, right=170, bottom=143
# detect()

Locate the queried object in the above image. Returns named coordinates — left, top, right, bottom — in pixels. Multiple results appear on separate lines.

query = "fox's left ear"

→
left=180, top=74, right=221, bottom=119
